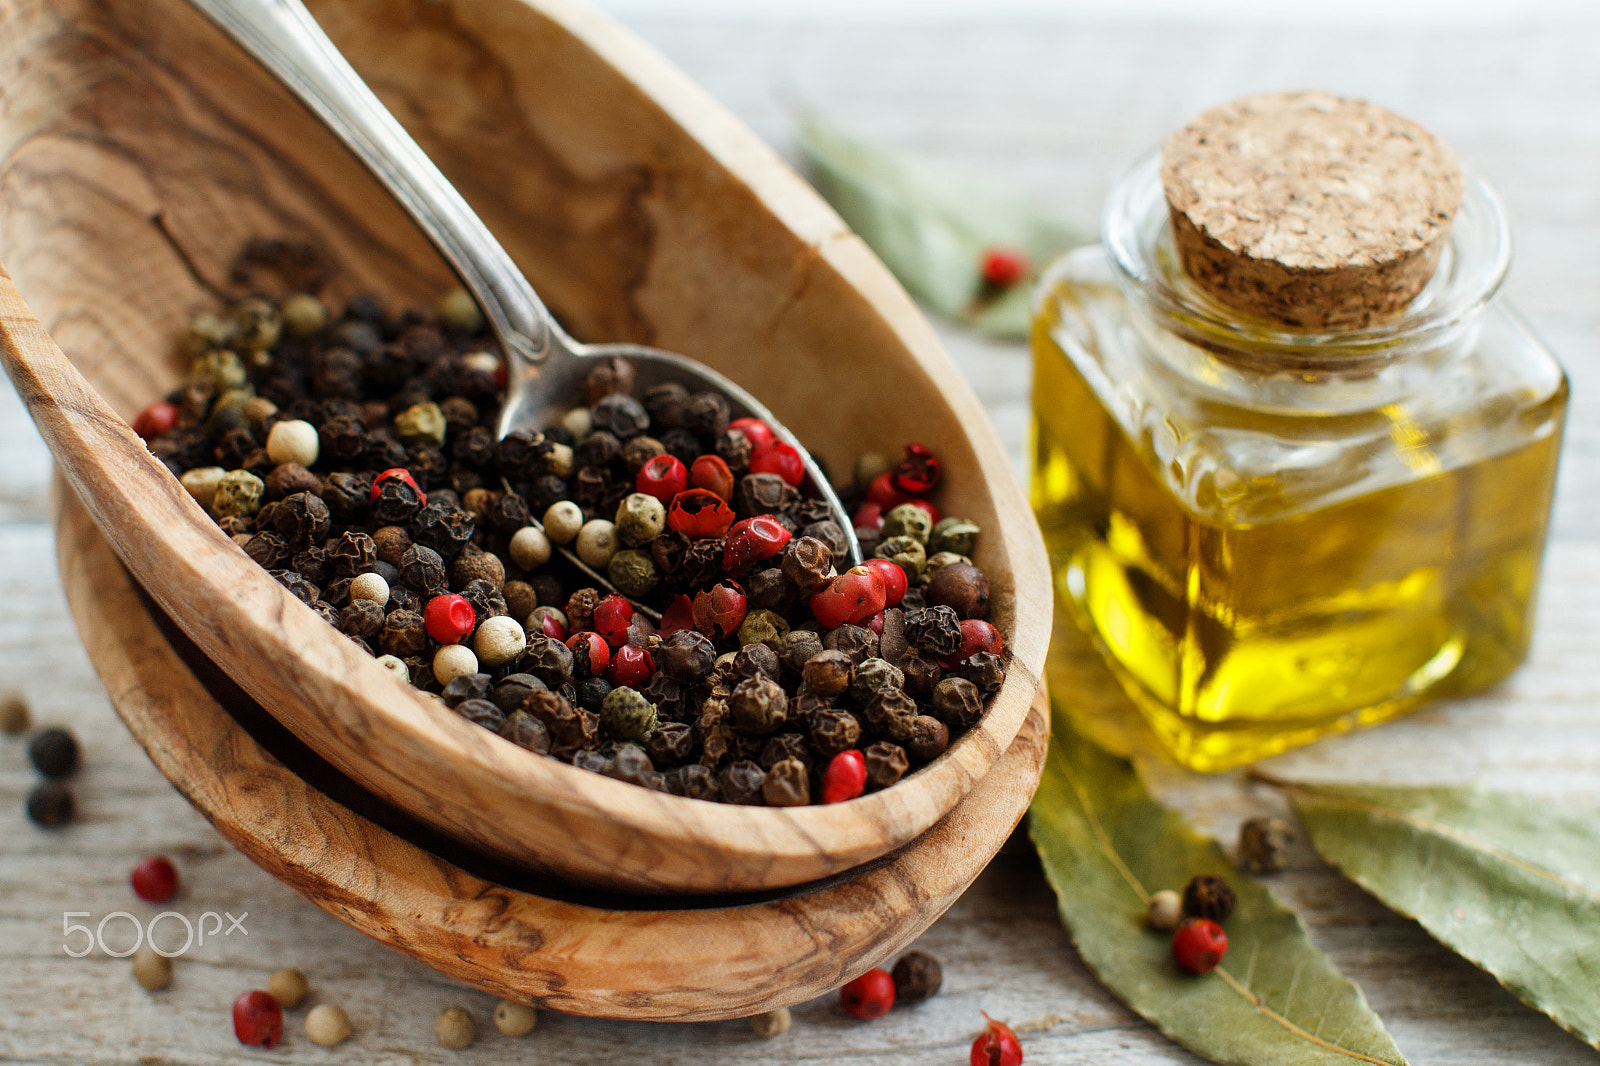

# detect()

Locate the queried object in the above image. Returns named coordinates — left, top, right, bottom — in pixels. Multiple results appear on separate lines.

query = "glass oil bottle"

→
left=1030, top=93, right=1568, bottom=771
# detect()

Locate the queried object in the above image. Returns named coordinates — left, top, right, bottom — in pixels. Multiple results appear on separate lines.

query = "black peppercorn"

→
left=523, top=635, right=575, bottom=686
left=455, top=698, right=506, bottom=732
left=759, top=733, right=812, bottom=771
left=410, top=503, right=474, bottom=558
left=809, top=707, right=861, bottom=758
left=379, top=609, right=429, bottom=658
left=585, top=356, right=637, bottom=404
left=778, top=630, right=825, bottom=677
left=1238, top=817, right=1295, bottom=874
left=328, top=530, right=377, bottom=578
left=732, top=643, right=781, bottom=682
left=591, top=394, right=650, bottom=439
left=745, top=567, right=797, bottom=613
left=930, top=676, right=984, bottom=730
left=659, top=428, right=701, bottom=462
left=718, top=759, right=766, bottom=805
left=863, top=689, right=918, bottom=743
left=714, top=428, right=752, bottom=475
left=780, top=536, right=833, bottom=595
left=340, top=598, right=385, bottom=641
left=729, top=674, right=788, bottom=735
left=490, top=673, right=548, bottom=715
left=958, top=651, right=1007, bottom=694
left=441, top=672, right=493, bottom=707
left=801, top=519, right=848, bottom=560
left=572, top=749, right=611, bottom=774
left=905, top=715, right=950, bottom=763
left=927, top=562, right=990, bottom=620
left=499, top=710, right=551, bottom=754
left=29, top=727, right=80, bottom=778
left=644, top=721, right=697, bottom=767
left=25, top=780, right=75, bottom=828
left=460, top=578, right=507, bottom=623
left=864, top=741, right=910, bottom=790
left=905, top=606, right=962, bottom=658
left=522, top=690, right=599, bottom=759
left=575, top=430, right=623, bottom=470
left=656, top=630, right=716, bottom=682
left=665, top=763, right=718, bottom=800
left=275, top=491, right=330, bottom=547
left=762, top=757, right=810, bottom=807
left=271, top=569, right=321, bottom=605
left=901, top=653, right=943, bottom=699
left=576, top=676, right=613, bottom=711
left=642, top=381, right=689, bottom=429
left=684, top=391, right=730, bottom=438
left=605, top=743, right=659, bottom=787
left=399, top=544, right=448, bottom=595
left=1183, top=875, right=1236, bottom=923
left=823, top=624, right=879, bottom=666
left=322, top=470, right=375, bottom=524
left=801, top=650, right=854, bottom=697
left=264, top=462, right=321, bottom=501
left=243, top=531, right=291, bottom=569
left=737, top=473, right=797, bottom=517
left=891, top=951, right=943, bottom=1004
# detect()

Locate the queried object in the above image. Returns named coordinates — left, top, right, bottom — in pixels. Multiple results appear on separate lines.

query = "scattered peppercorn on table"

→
left=4, top=10, right=1600, bottom=1066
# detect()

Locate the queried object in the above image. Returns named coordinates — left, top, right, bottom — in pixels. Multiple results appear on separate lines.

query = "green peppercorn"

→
left=600, top=686, right=659, bottom=741
left=228, top=297, right=281, bottom=350
left=930, top=517, right=981, bottom=557
left=181, top=310, right=228, bottom=356
left=279, top=292, right=328, bottom=337
left=614, top=492, right=667, bottom=547
left=875, top=535, right=926, bottom=583
left=607, top=549, right=660, bottom=599
left=737, top=608, right=789, bottom=651
left=437, top=287, right=484, bottom=333
left=212, top=470, right=265, bottom=518
left=394, top=401, right=447, bottom=446
left=189, top=348, right=247, bottom=390
left=846, top=657, right=905, bottom=709
left=882, top=503, right=934, bottom=545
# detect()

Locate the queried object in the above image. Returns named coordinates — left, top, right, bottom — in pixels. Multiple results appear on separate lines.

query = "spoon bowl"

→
left=0, top=0, right=1051, bottom=893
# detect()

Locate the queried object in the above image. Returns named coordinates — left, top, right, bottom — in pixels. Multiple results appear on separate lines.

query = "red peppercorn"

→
left=853, top=501, right=885, bottom=530
left=971, top=1012, right=1024, bottom=1066
left=537, top=611, right=569, bottom=641
left=132, top=400, right=179, bottom=441
left=810, top=566, right=887, bottom=630
left=636, top=453, right=688, bottom=505
left=863, top=558, right=908, bottom=607
left=692, top=580, right=748, bottom=640
left=864, top=610, right=885, bottom=636
left=606, top=643, right=655, bottom=687
left=728, top=417, right=775, bottom=448
left=370, top=467, right=425, bottom=505
left=939, top=618, right=1004, bottom=669
left=891, top=442, right=942, bottom=495
left=1172, top=917, right=1228, bottom=975
left=866, top=472, right=915, bottom=511
left=723, top=516, right=792, bottom=573
left=424, top=593, right=476, bottom=645
left=668, top=488, right=735, bottom=540
left=822, top=749, right=867, bottom=803
left=130, top=856, right=180, bottom=903
left=659, top=594, right=696, bottom=636
left=749, top=440, right=805, bottom=487
left=593, top=594, right=635, bottom=648
left=232, top=989, right=283, bottom=1048
left=566, top=631, right=611, bottom=676
left=840, top=968, right=896, bottom=1020
left=688, top=454, right=735, bottom=502
left=903, top=497, right=941, bottom=524
left=980, top=246, right=1030, bottom=289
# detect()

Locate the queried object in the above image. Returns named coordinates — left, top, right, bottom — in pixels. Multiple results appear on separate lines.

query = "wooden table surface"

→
left=3, top=10, right=1598, bottom=1065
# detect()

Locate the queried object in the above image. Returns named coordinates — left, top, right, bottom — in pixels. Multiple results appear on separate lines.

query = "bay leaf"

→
left=1279, top=777, right=1600, bottom=1049
left=1030, top=719, right=1406, bottom=1066
left=798, top=119, right=1086, bottom=338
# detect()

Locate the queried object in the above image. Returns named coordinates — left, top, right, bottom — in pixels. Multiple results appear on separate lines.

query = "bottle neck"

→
left=1102, top=152, right=1511, bottom=413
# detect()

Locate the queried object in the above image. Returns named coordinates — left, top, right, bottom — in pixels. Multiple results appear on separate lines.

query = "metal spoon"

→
left=185, top=0, right=863, bottom=593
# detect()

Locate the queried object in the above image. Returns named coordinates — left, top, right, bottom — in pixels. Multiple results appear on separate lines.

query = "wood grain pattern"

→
left=0, top=0, right=1050, bottom=894
left=51, top=481, right=1048, bottom=1022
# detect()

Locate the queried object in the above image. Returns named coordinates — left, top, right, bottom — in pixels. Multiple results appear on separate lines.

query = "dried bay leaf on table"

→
left=1282, top=780, right=1600, bottom=1050
left=1030, top=718, right=1406, bottom=1066
left=798, top=119, right=1086, bottom=339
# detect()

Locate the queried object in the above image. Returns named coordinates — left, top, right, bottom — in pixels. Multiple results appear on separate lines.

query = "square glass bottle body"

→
left=1030, top=160, right=1568, bottom=771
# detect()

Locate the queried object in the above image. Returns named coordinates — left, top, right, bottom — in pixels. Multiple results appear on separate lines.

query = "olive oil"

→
left=1031, top=252, right=1568, bottom=770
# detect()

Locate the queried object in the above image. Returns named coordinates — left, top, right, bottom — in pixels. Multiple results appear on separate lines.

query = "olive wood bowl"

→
left=54, top=482, right=1049, bottom=1020
left=0, top=0, right=1051, bottom=893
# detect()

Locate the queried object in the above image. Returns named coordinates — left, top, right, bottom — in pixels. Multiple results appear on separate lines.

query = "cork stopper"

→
left=1161, top=91, right=1463, bottom=330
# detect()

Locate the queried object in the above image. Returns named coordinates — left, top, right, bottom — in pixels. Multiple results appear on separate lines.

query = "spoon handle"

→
left=186, top=0, right=559, bottom=369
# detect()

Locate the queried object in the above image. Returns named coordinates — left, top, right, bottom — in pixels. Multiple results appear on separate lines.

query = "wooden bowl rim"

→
left=0, top=0, right=1053, bottom=891
left=52, top=481, right=1050, bottom=1020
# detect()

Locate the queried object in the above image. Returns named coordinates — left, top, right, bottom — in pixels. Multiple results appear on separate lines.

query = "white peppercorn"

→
left=132, top=949, right=172, bottom=991
left=614, top=492, right=666, bottom=547
left=1147, top=889, right=1183, bottom=931
left=279, top=292, right=328, bottom=336
left=474, top=616, right=527, bottom=668
left=575, top=519, right=618, bottom=568
left=542, top=501, right=584, bottom=544
left=493, top=1000, right=538, bottom=1037
left=509, top=525, right=553, bottom=570
left=462, top=351, right=501, bottom=376
left=179, top=466, right=226, bottom=510
left=562, top=407, right=592, bottom=439
left=434, top=1005, right=476, bottom=1049
left=306, top=1003, right=352, bottom=1047
left=749, top=1007, right=791, bottom=1038
left=437, top=287, right=483, bottom=333
left=374, top=654, right=410, bottom=683
left=349, top=572, right=390, bottom=607
left=266, top=419, right=320, bottom=468
left=433, top=644, right=479, bottom=687
left=268, top=966, right=309, bottom=1009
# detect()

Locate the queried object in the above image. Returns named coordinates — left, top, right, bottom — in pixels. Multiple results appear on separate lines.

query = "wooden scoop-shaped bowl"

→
left=0, top=0, right=1051, bottom=893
